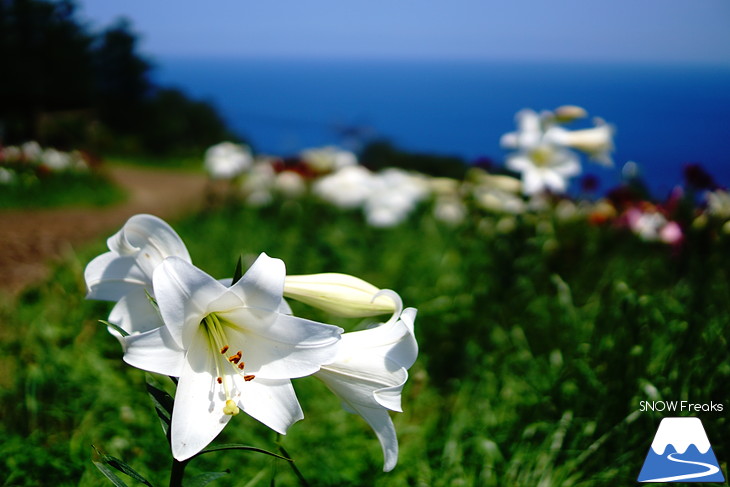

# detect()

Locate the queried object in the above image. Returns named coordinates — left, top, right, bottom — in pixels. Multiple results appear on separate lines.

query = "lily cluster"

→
left=84, top=214, right=418, bottom=471
left=0, top=141, right=90, bottom=184
left=196, top=106, right=730, bottom=248
left=500, top=105, right=615, bottom=196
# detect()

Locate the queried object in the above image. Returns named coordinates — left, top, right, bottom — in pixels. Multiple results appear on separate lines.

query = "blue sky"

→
left=77, top=0, right=730, bottom=64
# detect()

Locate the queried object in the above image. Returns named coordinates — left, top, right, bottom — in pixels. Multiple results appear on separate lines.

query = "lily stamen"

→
left=201, top=312, right=257, bottom=415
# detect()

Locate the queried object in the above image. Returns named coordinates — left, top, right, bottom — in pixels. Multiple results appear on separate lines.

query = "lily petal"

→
left=228, top=253, right=285, bottom=311
left=238, top=377, right=304, bottom=434
left=85, top=214, right=191, bottom=301
left=107, top=214, right=191, bottom=278
left=153, top=257, right=229, bottom=348
left=220, top=312, right=343, bottom=379
left=123, top=326, right=186, bottom=377
left=171, top=329, right=232, bottom=461
left=84, top=253, right=147, bottom=301
left=108, top=287, right=164, bottom=338
left=351, top=403, right=399, bottom=472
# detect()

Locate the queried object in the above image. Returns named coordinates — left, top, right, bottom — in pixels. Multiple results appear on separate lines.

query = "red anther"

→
left=238, top=361, right=245, bottom=370
left=216, top=376, right=223, bottom=384
left=244, top=375, right=255, bottom=381
left=220, top=345, right=229, bottom=354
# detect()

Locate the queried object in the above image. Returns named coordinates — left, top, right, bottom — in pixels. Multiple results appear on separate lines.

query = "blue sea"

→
left=153, top=57, right=730, bottom=197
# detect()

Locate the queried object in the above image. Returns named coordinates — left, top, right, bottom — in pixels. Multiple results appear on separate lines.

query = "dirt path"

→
left=0, top=165, right=208, bottom=297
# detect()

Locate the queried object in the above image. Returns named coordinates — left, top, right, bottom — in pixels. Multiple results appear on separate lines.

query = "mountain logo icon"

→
left=638, top=417, right=725, bottom=483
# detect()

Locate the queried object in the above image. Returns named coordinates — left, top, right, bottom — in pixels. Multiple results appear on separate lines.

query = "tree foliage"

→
left=0, top=0, right=236, bottom=156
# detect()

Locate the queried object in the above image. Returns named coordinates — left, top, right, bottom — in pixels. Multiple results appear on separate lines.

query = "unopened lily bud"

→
left=284, top=273, right=396, bottom=317
left=545, top=119, right=615, bottom=166
left=553, top=105, right=588, bottom=123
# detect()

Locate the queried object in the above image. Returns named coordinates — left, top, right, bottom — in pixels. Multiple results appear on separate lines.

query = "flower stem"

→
left=169, top=458, right=188, bottom=487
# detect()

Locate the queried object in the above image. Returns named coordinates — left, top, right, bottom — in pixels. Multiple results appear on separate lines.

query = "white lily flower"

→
left=473, top=186, right=526, bottom=214
left=315, top=292, right=418, bottom=472
left=506, top=145, right=581, bottom=195
left=705, top=189, right=730, bottom=219
left=204, top=141, right=253, bottom=180
left=500, top=109, right=544, bottom=151
left=274, top=170, right=307, bottom=198
left=240, top=160, right=277, bottom=206
left=1, top=146, right=21, bottom=162
left=313, top=165, right=376, bottom=209
left=364, top=169, right=431, bottom=228
left=545, top=118, right=615, bottom=166
left=41, top=148, right=72, bottom=171
left=84, top=214, right=191, bottom=336
left=123, top=253, right=343, bottom=461
left=300, top=145, right=358, bottom=173
left=433, top=196, right=467, bottom=225
left=21, top=141, right=42, bottom=161
left=0, top=167, right=16, bottom=184
left=284, top=273, right=396, bottom=317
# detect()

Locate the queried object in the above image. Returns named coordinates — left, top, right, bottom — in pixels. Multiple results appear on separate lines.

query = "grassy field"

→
left=0, top=171, right=126, bottom=209
left=1, top=195, right=728, bottom=486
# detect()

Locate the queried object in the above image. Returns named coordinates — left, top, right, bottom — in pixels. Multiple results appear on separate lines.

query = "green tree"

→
left=91, top=18, right=152, bottom=134
left=0, top=0, right=94, bottom=142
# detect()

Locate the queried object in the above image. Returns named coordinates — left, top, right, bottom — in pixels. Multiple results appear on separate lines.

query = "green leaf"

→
left=146, top=378, right=174, bottom=437
left=183, top=470, right=229, bottom=487
left=99, top=320, right=130, bottom=337
left=92, top=445, right=153, bottom=486
left=93, top=461, right=130, bottom=487
left=232, top=255, right=244, bottom=285
left=195, top=443, right=290, bottom=462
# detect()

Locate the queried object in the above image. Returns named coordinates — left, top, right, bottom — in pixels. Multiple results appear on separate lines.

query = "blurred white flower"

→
left=204, top=141, right=253, bottom=180
left=2, top=146, right=22, bottom=162
left=123, top=254, right=343, bottom=461
left=364, top=169, right=430, bottom=228
left=501, top=109, right=581, bottom=195
left=506, top=145, right=581, bottom=195
left=433, top=196, right=467, bottom=225
left=554, top=199, right=579, bottom=221
left=274, top=170, right=307, bottom=198
left=545, top=118, right=615, bottom=166
left=313, top=165, right=375, bottom=209
left=474, top=187, right=526, bottom=214
left=428, top=176, right=462, bottom=197
left=315, top=292, right=418, bottom=472
left=301, top=146, right=358, bottom=173
left=469, top=169, right=526, bottom=214
left=241, top=160, right=276, bottom=206
left=552, top=105, right=588, bottom=123
left=0, top=167, right=16, bottom=184
left=476, top=173, right=523, bottom=194
left=625, top=208, right=682, bottom=244
left=21, top=141, right=42, bottom=161
left=705, top=189, right=730, bottom=219
left=500, top=109, right=544, bottom=151
left=41, top=148, right=72, bottom=171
